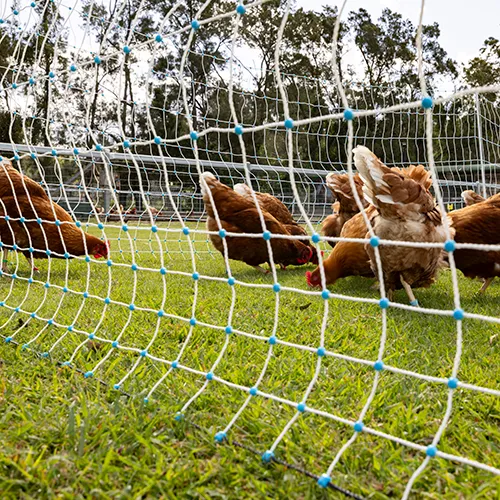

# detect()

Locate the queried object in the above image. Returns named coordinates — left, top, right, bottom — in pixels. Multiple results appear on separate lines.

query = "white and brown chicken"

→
left=353, top=146, right=450, bottom=305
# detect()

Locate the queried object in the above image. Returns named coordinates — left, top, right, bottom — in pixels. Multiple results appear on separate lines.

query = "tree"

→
left=465, top=37, right=500, bottom=101
left=28, top=1, right=68, bottom=146
left=0, top=28, right=24, bottom=143
left=348, top=8, right=457, bottom=91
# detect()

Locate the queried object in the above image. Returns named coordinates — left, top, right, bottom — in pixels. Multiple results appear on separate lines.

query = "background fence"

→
left=0, top=87, right=499, bottom=228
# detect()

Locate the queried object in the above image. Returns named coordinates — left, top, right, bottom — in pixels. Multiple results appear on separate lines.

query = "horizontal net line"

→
left=2, top=265, right=500, bottom=322
left=5, top=216, right=500, bottom=251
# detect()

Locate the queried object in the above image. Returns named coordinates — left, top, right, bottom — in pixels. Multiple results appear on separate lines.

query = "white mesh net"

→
left=0, top=0, right=499, bottom=496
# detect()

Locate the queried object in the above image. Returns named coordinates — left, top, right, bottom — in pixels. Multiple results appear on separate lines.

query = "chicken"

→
left=448, top=193, right=500, bottom=293
left=321, top=202, right=341, bottom=248
left=352, top=146, right=448, bottom=305
left=461, top=190, right=485, bottom=207
left=321, top=173, right=367, bottom=248
left=108, top=204, right=123, bottom=215
left=306, top=205, right=376, bottom=288
left=233, top=182, right=319, bottom=266
left=306, top=161, right=451, bottom=294
left=201, top=173, right=313, bottom=273
left=0, top=160, right=109, bottom=272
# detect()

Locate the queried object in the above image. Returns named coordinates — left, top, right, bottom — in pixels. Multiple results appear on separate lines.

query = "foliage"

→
left=465, top=37, right=500, bottom=102
left=348, top=8, right=457, bottom=91
left=0, top=1, right=498, bottom=172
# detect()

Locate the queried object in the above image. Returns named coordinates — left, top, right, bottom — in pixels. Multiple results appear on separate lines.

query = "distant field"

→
left=0, top=222, right=499, bottom=498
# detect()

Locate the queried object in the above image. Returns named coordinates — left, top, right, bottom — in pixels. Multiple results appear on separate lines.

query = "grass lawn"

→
left=0, top=222, right=499, bottom=499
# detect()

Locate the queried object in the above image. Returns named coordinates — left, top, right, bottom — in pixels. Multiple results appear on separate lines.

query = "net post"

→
left=474, top=92, right=487, bottom=198
left=100, top=163, right=111, bottom=214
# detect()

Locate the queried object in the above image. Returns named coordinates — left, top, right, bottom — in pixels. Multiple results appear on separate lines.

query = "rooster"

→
left=201, top=173, right=313, bottom=273
left=461, top=190, right=485, bottom=207
left=352, top=146, right=448, bottom=305
left=321, top=173, right=367, bottom=248
left=448, top=193, right=500, bottom=293
left=233, top=182, right=319, bottom=266
left=306, top=205, right=376, bottom=288
left=0, top=160, right=109, bottom=272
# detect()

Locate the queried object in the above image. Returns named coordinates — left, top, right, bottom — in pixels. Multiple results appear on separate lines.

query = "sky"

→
left=299, top=0, right=500, bottom=66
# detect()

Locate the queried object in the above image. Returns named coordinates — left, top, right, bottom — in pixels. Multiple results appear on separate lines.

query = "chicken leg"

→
left=1, top=248, right=8, bottom=273
left=479, top=277, right=494, bottom=294
left=400, top=275, right=419, bottom=306
left=28, top=255, right=40, bottom=274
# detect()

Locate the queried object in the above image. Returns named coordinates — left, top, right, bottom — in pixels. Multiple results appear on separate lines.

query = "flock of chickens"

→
left=201, top=146, right=500, bottom=305
left=1, top=145, right=500, bottom=306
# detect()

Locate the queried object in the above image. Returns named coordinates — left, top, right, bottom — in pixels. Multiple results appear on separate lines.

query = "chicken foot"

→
left=479, top=277, right=494, bottom=294
left=24, top=254, right=40, bottom=273
left=400, top=275, right=419, bottom=306
left=1, top=250, right=39, bottom=274
left=253, top=265, right=270, bottom=274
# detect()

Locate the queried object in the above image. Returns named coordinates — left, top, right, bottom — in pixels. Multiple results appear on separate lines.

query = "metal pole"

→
left=474, top=93, right=487, bottom=198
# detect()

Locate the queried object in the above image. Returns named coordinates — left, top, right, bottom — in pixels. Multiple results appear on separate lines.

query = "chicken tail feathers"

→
left=353, top=146, right=392, bottom=207
left=326, top=172, right=363, bottom=200
left=354, top=146, right=439, bottom=222
left=233, top=183, right=251, bottom=197
left=200, top=171, right=216, bottom=198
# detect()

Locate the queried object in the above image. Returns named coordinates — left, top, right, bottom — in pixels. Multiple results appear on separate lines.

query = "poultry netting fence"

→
left=0, top=92, right=499, bottom=258
left=0, top=0, right=500, bottom=497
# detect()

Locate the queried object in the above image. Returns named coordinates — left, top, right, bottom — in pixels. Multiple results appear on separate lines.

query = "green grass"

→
left=1, top=222, right=499, bottom=499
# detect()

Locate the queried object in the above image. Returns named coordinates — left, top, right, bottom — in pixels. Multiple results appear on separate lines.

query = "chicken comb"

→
left=298, top=246, right=313, bottom=264
left=305, top=271, right=314, bottom=287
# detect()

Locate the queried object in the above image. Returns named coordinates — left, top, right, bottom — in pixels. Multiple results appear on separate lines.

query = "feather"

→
left=322, top=173, right=367, bottom=249
left=200, top=171, right=216, bottom=197
left=233, top=183, right=251, bottom=197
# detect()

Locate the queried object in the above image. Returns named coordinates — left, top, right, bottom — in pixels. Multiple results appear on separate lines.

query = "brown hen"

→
left=321, top=173, right=367, bottom=248
left=448, top=193, right=500, bottom=293
left=201, top=173, right=313, bottom=273
left=232, top=183, right=319, bottom=266
left=353, top=146, right=448, bottom=305
left=306, top=205, right=376, bottom=288
left=306, top=162, right=449, bottom=294
left=0, top=160, right=109, bottom=272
